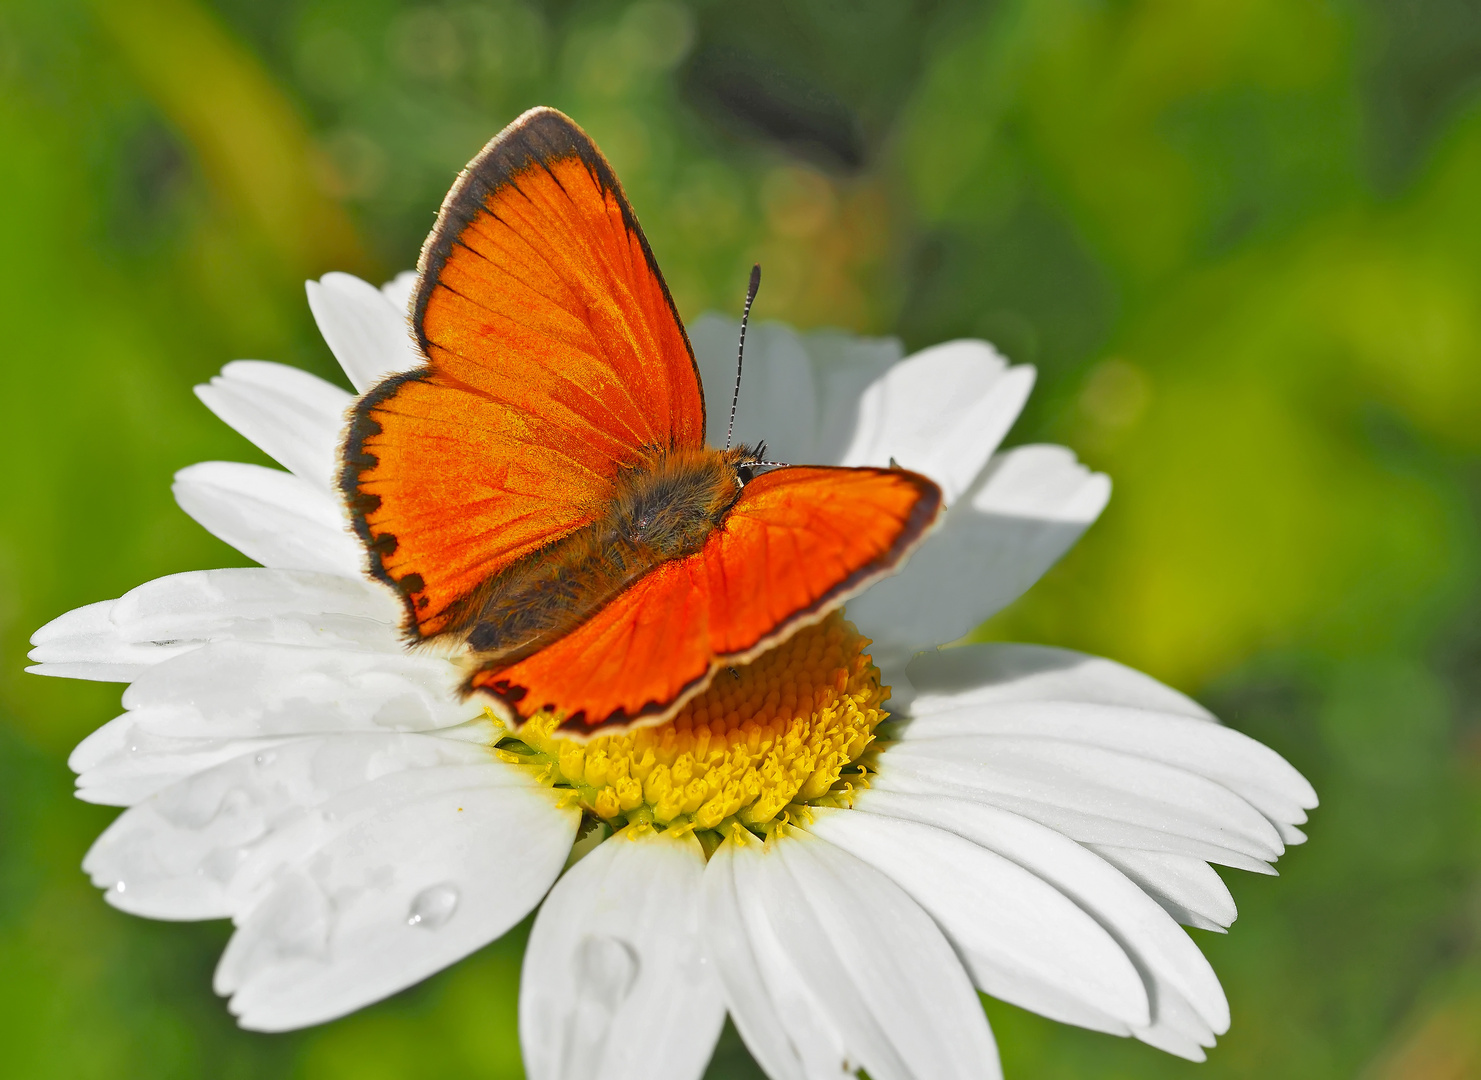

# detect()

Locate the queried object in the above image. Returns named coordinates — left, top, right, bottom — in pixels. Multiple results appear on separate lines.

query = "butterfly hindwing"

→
left=470, top=465, right=943, bottom=732
left=341, top=108, right=705, bottom=637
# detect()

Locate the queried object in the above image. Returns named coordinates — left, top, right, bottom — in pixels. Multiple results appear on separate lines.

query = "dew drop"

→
left=406, top=883, right=459, bottom=929
left=113, top=880, right=126, bottom=894
left=575, top=934, right=639, bottom=1009
left=254, top=751, right=277, bottom=767
left=557, top=936, right=640, bottom=1076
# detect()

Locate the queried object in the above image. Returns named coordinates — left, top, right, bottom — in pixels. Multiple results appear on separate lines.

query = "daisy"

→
left=30, top=271, right=1316, bottom=1079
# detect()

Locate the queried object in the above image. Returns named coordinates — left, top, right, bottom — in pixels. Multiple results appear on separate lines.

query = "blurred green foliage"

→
left=1, top=0, right=1478, bottom=1076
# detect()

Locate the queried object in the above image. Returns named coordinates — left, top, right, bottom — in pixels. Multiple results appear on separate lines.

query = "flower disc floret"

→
left=503, top=611, right=886, bottom=836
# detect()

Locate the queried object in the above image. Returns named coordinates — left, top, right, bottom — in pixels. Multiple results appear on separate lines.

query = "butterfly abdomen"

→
left=451, top=446, right=757, bottom=672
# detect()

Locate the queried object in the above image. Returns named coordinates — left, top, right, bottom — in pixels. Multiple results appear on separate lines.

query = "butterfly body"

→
left=447, top=443, right=758, bottom=672
left=342, top=107, right=943, bottom=736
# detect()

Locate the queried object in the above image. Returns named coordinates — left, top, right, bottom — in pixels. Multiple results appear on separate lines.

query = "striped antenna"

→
left=725, top=264, right=762, bottom=451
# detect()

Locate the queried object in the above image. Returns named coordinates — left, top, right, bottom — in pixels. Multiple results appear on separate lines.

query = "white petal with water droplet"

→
left=71, top=724, right=298, bottom=807
left=82, top=733, right=506, bottom=919
left=118, top=640, right=471, bottom=739
left=216, top=769, right=578, bottom=1031
left=521, top=828, right=725, bottom=1080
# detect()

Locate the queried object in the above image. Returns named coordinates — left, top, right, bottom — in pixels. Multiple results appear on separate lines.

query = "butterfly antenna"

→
left=726, top=263, right=762, bottom=451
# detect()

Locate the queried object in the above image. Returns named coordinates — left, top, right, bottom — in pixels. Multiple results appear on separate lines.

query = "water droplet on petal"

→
left=575, top=934, right=639, bottom=1009
left=407, top=883, right=459, bottom=929
left=557, top=935, right=641, bottom=1075
left=113, top=880, right=126, bottom=894
left=254, top=751, right=277, bottom=766
left=220, top=787, right=252, bottom=816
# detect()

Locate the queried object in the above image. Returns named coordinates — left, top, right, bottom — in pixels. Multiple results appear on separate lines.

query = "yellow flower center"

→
left=496, top=611, right=886, bottom=839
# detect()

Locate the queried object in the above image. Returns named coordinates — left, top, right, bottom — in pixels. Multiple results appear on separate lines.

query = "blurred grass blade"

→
left=88, top=0, right=370, bottom=278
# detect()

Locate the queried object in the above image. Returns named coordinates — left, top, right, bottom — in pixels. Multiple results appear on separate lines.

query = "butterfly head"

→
left=730, top=440, right=787, bottom=485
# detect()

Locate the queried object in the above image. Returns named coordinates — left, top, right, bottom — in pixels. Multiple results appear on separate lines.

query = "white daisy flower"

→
left=30, top=272, right=1316, bottom=1078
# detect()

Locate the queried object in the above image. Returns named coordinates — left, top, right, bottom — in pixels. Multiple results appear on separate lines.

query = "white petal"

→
left=874, top=736, right=1283, bottom=870
left=215, top=768, right=577, bottom=1031
left=848, top=445, right=1110, bottom=669
left=895, top=702, right=1314, bottom=828
left=893, top=643, right=1316, bottom=835
left=173, top=462, right=365, bottom=577
left=32, top=598, right=114, bottom=645
left=904, top=642, right=1213, bottom=721
left=805, top=328, right=914, bottom=464
left=1121, top=981, right=1218, bottom=1061
left=83, top=733, right=501, bottom=919
left=839, top=341, right=1034, bottom=505
left=28, top=599, right=194, bottom=681
left=117, top=640, right=472, bottom=739
left=380, top=271, right=417, bottom=315
left=803, top=807, right=1149, bottom=1033
left=690, top=316, right=902, bottom=466
left=521, top=828, right=725, bottom=1080
left=1275, top=821, right=1307, bottom=845
left=306, top=272, right=423, bottom=393
left=1087, top=846, right=1237, bottom=932
left=706, top=827, right=1001, bottom=1080
left=71, top=723, right=299, bottom=807
left=70, top=712, right=497, bottom=809
left=30, top=570, right=405, bottom=683
left=695, top=319, right=820, bottom=464
left=108, top=568, right=403, bottom=652
left=194, top=361, right=351, bottom=490
left=851, top=790, right=1230, bottom=1054
left=699, top=832, right=817, bottom=1080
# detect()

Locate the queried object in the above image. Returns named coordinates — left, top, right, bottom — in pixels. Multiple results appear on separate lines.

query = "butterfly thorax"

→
left=443, top=445, right=760, bottom=672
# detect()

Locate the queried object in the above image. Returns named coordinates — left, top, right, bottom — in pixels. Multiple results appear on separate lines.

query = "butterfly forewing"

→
left=342, top=108, right=705, bottom=637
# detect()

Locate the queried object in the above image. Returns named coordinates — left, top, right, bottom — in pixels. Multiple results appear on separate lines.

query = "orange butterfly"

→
left=340, top=107, right=942, bottom=736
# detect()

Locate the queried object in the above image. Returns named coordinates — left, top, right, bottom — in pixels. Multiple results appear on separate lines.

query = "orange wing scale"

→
left=471, top=466, right=941, bottom=733
left=342, top=110, right=703, bottom=636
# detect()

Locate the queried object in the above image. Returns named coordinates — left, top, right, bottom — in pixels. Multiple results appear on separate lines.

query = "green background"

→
left=2, top=0, right=1479, bottom=1076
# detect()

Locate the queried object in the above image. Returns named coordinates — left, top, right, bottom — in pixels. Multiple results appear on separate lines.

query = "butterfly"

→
left=340, top=107, right=943, bottom=737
